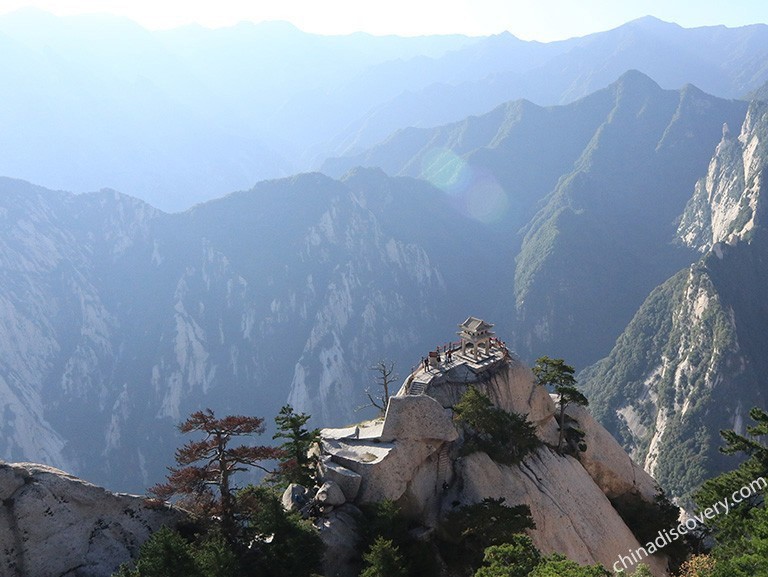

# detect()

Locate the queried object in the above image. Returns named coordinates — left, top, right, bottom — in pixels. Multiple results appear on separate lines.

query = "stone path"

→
left=405, top=344, right=508, bottom=396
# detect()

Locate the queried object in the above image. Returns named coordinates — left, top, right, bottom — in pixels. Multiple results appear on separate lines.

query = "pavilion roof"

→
left=458, top=316, right=494, bottom=333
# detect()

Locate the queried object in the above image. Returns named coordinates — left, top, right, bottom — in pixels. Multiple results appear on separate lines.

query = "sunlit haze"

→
left=0, top=0, right=766, bottom=39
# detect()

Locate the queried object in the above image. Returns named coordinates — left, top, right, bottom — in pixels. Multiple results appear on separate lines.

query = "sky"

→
left=0, top=0, right=765, bottom=40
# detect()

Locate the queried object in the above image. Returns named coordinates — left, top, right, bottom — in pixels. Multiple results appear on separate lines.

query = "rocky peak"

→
left=678, top=99, right=768, bottom=252
left=312, top=323, right=668, bottom=576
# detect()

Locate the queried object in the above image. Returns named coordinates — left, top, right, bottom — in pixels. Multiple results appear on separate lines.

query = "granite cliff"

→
left=311, top=321, right=668, bottom=576
left=0, top=462, right=182, bottom=577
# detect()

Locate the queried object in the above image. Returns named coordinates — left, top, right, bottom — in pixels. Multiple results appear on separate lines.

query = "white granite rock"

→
left=457, top=450, right=668, bottom=576
left=427, top=356, right=556, bottom=425
left=0, top=462, right=183, bottom=577
left=379, top=395, right=458, bottom=443
left=317, top=354, right=670, bottom=576
left=318, top=504, right=362, bottom=577
left=320, top=460, right=362, bottom=502
left=281, top=483, right=309, bottom=512
left=316, top=480, right=347, bottom=506
left=566, top=404, right=660, bottom=501
left=323, top=438, right=439, bottom=504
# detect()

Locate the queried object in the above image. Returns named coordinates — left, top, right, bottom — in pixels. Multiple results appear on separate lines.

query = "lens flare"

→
left=421, top=147, right=510, bottom=223
left=466, top=175, right=509, bottom=223
left=421, top=147, right=472, bottom=193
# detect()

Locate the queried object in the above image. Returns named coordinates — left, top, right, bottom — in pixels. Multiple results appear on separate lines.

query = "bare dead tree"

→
left=357, top=360, right=397, bottom=415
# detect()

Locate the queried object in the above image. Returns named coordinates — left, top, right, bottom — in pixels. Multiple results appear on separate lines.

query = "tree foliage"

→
left=473, top=535, right=541, bottom=577
left=689, top=407, right=768, bottom=577
left=236, top=485, right=324, bottom=577
left=149, top=409, right=283, bottom=542
left=114, top=526, right=239, bottom=577
left=273, top=404, right=321, bottom=488
left=694, top=408, right=768, bottom=525
left=533, top=356, right=588, bottom=454
left=611, top=492, right=688, bottom=572
left=359, top=499, right=439, bottom=577
left=675, top=555, right=716, bottom=577
left=528, top=553, right=610, bottom=576
left=719, top=406, right=768, bottom=461
left=454, top=386, right=541, bottom=464
left=360, top=537, right=408, bottom=577
left=441, top=498, right=535, bottom=570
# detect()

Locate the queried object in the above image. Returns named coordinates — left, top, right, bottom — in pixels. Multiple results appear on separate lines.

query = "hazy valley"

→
left=2, top=9, right=768, bottom=576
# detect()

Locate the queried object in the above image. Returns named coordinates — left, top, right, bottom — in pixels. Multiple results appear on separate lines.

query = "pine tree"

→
left=150, top=409, right=283, bottom=543
left=360, top=537, right=408, bottom=577
left=474, top=535, right=541, bottom=577
left=273, top=404, right=321, bottom=487
left=533, top=356, right=588, bottom=454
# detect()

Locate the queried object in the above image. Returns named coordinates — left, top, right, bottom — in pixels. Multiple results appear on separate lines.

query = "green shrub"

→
left=610, top=492, right=689, bottom=572
left=474, top=535, right=541, bottom=577
left=358, top=500, right=440, bottom=577
left=236, top=485, right=324, bottom=577
left=441, top=498, right=535, bottom=570
left=360, top=537, right=408, bottom=577
left=114, top=526, right=202, bottom=577
left=529, top=554, right=610, bottom=576
left=454, top=387, right=541, bottom=464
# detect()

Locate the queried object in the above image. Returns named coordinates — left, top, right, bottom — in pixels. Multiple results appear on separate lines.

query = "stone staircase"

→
left=408, top=380, right=426, bottom=395
left=436, top=442, right=452, bottom=487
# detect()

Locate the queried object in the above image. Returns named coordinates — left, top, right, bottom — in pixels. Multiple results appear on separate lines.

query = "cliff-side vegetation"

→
left=453, top=387, right=541, bottom=464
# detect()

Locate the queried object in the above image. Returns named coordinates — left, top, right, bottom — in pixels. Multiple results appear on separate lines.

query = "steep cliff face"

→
left=0, top=182, right=158, bottom=477
left=318, top=345, right=667, bottom=576
left=0, top=171, right=500, bottom=492
left=582, top=99, right=768, bottom=499
left=678, top=103, right=768, bottom=251
left=511, top=75, right=746, bottom=368
left=0, top=78, right=760, bottom=503
left=0, top=461, right=183, bottom=577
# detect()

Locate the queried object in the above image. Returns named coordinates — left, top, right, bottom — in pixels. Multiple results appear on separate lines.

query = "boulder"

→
left=318, top=504, right=362, bottom=577
left=281, top=483, right=309, bottom=512
left=379, top=395, right=458, bottom=443
left=321, top=460, right=362, bottom=502
left=316, top=481, right=346, bottom=506
left=0, top=461, right=183, bottom=577
left=323, top=438, right=439, bottom=504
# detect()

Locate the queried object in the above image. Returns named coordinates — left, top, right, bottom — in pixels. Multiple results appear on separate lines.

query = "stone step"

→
left=408, top=381, right=426, bottom=395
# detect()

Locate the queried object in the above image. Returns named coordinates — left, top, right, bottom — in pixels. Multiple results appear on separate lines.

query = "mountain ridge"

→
left=325, top=71, right=748, bottom=367
left=2, top=11, right=768, bottom=210
left=0, top=72, right=761, bottom=501
left=581, top=99, right=768, bottom=498
left=0, top=170, right=503, bottom=492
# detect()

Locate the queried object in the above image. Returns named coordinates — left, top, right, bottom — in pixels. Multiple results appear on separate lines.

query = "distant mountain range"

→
left=1, top=10, right=767, bottom=210
left=0, top=170, right=502, bottom=492
left=3, top=12, right=768, bottom=500
left=325, top=70, right=748, bottom=368
left=1, top=70, right=764, bottom=499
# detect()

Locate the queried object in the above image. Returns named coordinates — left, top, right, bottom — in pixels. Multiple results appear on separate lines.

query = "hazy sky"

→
left=0, top=0, right=765, bottom=40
